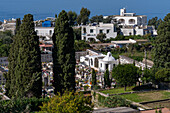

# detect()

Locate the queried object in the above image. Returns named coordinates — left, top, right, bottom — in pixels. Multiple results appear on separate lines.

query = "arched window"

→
left=49, top=30, right=52, bottom=35
left=88, top=37, right=95, bottom=42
left=118, top=19, right=125, bottom=24
left=84, top=37, right=86, bottom=40
left=94, top=58, right=98, bottom=68
left=91, top=59, right=93, bottom=66
left=36, top=30, right=39, bottom=34
left=83, top=28, right=86, bottom=33
left=129, top=19, right=135, bottom=24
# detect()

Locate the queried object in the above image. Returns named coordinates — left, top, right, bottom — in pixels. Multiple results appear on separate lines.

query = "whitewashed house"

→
left=113, top=8, right=147, bottom=26
left=112, top=8, right=157, bottom=36
left=81, top=23, right=117, bottom=42
left=80, top=49, right=117, bottom=72
left=35, top=27, right=54, bottom=40
left=0, top=57, right=8, bottom=66
left=0, top=18, right=16, bottom=34
left=119, top=55, right=153, bottom=70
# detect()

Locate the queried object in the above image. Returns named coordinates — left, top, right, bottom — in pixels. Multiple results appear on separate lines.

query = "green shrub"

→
left=98, top=94, right=106, bottom=104
left=94, top=85, right=101, bottom=90
left=39, top=91, right=94, bottom=113
left=103, top=96, right=131, bottom=108
left=84, top=85, right=89, bottom=91
left=74, top=40, right=91, bottom=51
left=0, top=97, right=49, bottom=113
left=128, top=56, right=143, bottom=62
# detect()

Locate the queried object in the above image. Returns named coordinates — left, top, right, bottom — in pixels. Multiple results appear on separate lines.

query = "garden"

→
left=120, top=90, right=170, bottom=103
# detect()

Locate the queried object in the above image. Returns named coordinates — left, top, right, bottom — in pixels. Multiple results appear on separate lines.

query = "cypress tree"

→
left=104, top=69, right=111, bottom=88
left=15, top=18, right=21, bottom=34
left=4, top=36, right=18, bottom=97
left=5, top=14, right=42, bottom=98
left=52, top=10, right=75, bottom=94
left=92, top=69, right=97, bottom=87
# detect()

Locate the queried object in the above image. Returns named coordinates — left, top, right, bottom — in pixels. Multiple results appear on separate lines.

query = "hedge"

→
left=0, top=97, right=49, bottom=113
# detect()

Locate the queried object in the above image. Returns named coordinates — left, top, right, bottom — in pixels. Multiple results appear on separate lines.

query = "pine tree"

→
left=77, top=7, right=90, bottom=25
left=5, top=14, right=42, bottom=98
left=92, top=69, right=96, bottom=87
left=153, top=13, right=170, bottom=69
left=104, top=69, right=111, bottom=88
left=153, top=13, right=170, bottom=83
left=52, top=10, right=75, bottom=94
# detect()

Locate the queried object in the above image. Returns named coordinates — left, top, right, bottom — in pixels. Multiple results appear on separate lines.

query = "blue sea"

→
left=0, top=0, right=169, bottom=21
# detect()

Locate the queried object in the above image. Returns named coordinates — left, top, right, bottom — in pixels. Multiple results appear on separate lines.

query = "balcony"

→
left=87, top=34, right=96, bottom=36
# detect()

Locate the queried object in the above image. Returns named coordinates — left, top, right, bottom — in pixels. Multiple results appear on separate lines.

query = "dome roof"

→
left=103, top=52, right=115, bottom=62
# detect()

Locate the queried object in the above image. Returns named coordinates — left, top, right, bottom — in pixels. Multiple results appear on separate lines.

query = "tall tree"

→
left=5, top=14, right=42, bottom=98
left=15, top=18, right=21, bottom=34
left=153, top=13, right=170, bottom=69
left=3, top=36, right=18, bottom=96
left=112, top=64, right=138, bottom=91
left=104, top=69, right=111, bottom=88
left=0, top=31, right=13, bottom=57
left=92, top=69, right=97, bottom=87
left=96, top=33, right=106, bottom=42
left=67, top=11, right=77, bottom=26
left=155, top=68, right=170, bottom=82
left=90, top=15, right=103, bottom=23
left=52, top=10, right=75, bottom=94
left=90, top=15, right=112, bottom=24
left=103, top=16, right=112, bottom=23
left=148, top=17, right=162, bottom=29
left=77, top=7, right=90, bottom=25
left=73, top=27, right=81, bottom=40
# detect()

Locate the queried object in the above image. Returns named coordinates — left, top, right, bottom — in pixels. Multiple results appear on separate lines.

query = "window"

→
left=90, top=29, right=93, bottom=33
left=49, top=30, right=52, bottom=35
left=84, top=37, right=86, bottom=40
left=107, top=29, right=110, bottom=34
left=94, top=58, right=98, bottom=68
left=91, top=59, right=93, bottom=66
left=129, top=19, right=135, bottom=24
left=36, top=30, right=38, bottom=34
left=99, top=29, right=103, bottom=33
left=100, top=63, right=102, bottom=67
left=113, top=64, right=115, bottom=67
left=83, top=28, right=86, bottom=33
left=118, top=19, right=125, bottom=24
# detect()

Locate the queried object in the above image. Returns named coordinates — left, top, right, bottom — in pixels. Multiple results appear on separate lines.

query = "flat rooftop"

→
left=111, top=40, right=132, bottom=44
left=93, top=107, right=139, bottom=113
left=113, top=15, right=147, bottom=17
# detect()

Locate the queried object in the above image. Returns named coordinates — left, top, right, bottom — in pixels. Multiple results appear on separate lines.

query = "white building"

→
left=0, top=66, right=7, bottom=85
left=40, top=42, right=53, bottom=63
left=0, top=19, right=16, bottom=34
left=0, top=57, right=8, bottom=66
left=119, top=55, right=153, bottom=70
left=35, top=27, right=54, bottom=39
left=81, top=23, right=117, bottom=42
left=80, top=49, right=117, bottom=72
left=113, top=8, right=147, bottom=27
left=113, top=8, right=157, bottom=36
